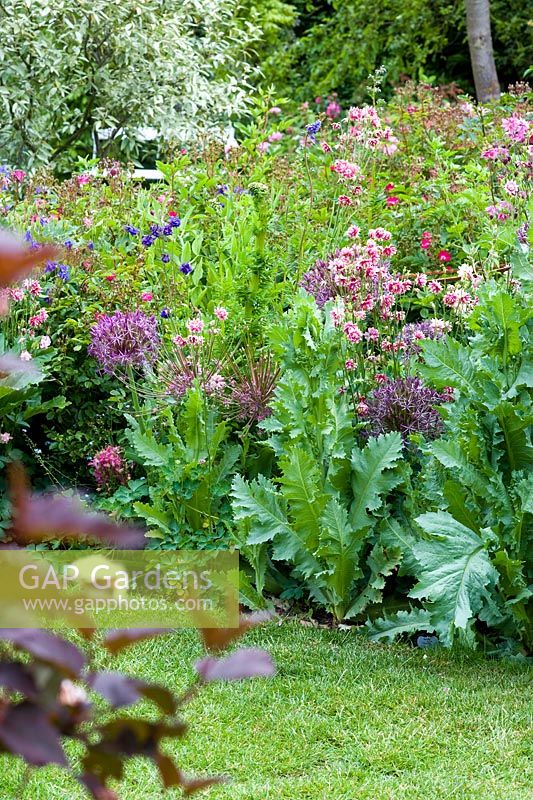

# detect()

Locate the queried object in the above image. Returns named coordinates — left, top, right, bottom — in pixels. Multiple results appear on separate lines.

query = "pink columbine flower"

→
left=39, top=335, right=51, bottom=349
left=22, top=279, right=41, bottom=296
left=257, top=141, right=270, bottom=153
left=141, top=292, right=153, bottom=302
left=346, top=224, right=360, bottom=239
left=338, top=195, right=353, bottom=206
left=29, top=308, right=48, bottom=327
left=0, top=432, right=12, bottom=443
left=268, top=106, right=282, bottom=115
left=214, top=306, right=228, bottom=321
left=187, top=317, right=204, bottom=334
left=326, top=102, right=341, bottom=119
left=343, top=322, right=362, bottom=343
left=364, top=327, right=380, bottom=341
left=11, top=170, right=26, bottom=183
left=321, top=141, right=332, bottom=153
left=173, top=335, right=187, bottom=348
left=356, top=400, right=369, bottom=416
left=20, top=351, right=32, bottom=361
left=345, top=358, right=356, bottom=370
left=504, top=179, right=519, bottom=196
left=331, top=160, right=360, bottom=181
left=268, top=131, right=283, bottom=143
left=386, top=196, right=400, bottom=206
left=415, top=272, right=427, bottom=288
left=437, top=249, right=451, bottom=262
left=428, top=280, right=443, bottom=294
left=502, top=115, right=530, bottom=143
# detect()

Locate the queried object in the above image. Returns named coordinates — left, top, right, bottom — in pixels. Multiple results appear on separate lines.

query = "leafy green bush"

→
left=369, top=284, right=532, bottom=652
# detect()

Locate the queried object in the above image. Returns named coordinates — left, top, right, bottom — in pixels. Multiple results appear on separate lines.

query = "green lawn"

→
left=2, top=623, right=532, bottom=800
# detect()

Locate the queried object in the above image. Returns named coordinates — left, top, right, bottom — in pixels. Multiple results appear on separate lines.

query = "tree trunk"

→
left=465, top=0, right=500, bottom=102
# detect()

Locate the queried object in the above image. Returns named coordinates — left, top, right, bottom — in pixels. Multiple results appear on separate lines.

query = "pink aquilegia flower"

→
left=437, top=250, right=451, bottom=262
left=0, top=432, right=12, bottom=443
left=140, top=292, right=153, bottom=302
left=187, top=317, right=204, bottom=334
left=502, top=115, right=530, bottom=143
left=39, top=335, right=51, bottom=349
left=214, top=306, right=228, bottom=321
left=386, top=196, right=400, bottom=206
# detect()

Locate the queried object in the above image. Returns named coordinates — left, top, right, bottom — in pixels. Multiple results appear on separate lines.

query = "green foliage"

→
left=369, top=284, right=533, bottom=651
left=232, top=297, right=407, bottom=620
left=99, top=392, right=241, bottom=548
left=259, top=0, right=532, bottom=102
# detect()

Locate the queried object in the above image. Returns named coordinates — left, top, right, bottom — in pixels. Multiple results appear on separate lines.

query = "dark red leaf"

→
left=0, top=629, right=85, bottom=677
left=196, top=647, right=275, bottom=682
left=88, top=672, right=176, bottom=714
left=156, top=752, right=183, bottom=788
left=0, top=662, right=38, bottom=700
left=8, top=463, right=146, bottom=549
left=79, top=774, right=119, bottom=800
left=200, top=611, right=273, bottom=653
left=183, top=775, right=227, bottom=796
left=0, top=702, right=68, bottom=766
left=88, top=672, right=141, bottom=708
left=103, top=629, right=172, bottom=654
left=0, top=229, right=59, bottom=288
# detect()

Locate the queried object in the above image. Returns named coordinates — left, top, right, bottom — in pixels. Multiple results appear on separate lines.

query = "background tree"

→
left=465, top=0, right=501, bottom=101
left=0, top=0, right=258, bottom=170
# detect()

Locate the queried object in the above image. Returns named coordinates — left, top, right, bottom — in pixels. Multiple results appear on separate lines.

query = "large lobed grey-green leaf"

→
left=350, top=432, right=403, bottom=532
left=410, top=512, right=499, bottom=645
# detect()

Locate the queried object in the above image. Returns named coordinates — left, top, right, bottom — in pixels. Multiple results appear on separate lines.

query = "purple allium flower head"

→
left=300, top=258, right=336, bottom=307
left=88, top=310, right=160, bottom=375
left=364, top=376, right=448, bottom=442
left=399, top=320, right=449, bottom=357
left=179, top=262, right=192, bottom=275
left=161, top=253, right=170, bottom=263
left=124, top=224, right=139, bottom=235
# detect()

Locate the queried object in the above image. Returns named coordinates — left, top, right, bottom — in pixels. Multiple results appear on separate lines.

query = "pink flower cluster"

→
left=90, top=446, right=129, bottom=490
left=344, top=106, right=399, bottom=155
left=29, top=308, right=48, bottom=327
left=502, top=115, right=530, bottom=144
left=331, top=160, right=360, bottom=181
left=486, top=200, right=513, bottom=221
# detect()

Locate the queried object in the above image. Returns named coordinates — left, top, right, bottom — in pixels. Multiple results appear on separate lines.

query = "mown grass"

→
left=1, top=623, right=531, bottom=800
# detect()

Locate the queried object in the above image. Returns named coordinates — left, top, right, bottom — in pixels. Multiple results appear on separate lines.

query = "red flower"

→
left=384, top=183, right=395, bottom=192
left=386, top=196, right=400, bottom=206
left=104, top=273, right=116, bottom=282
left=437, top=250, right=451, bottom=262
